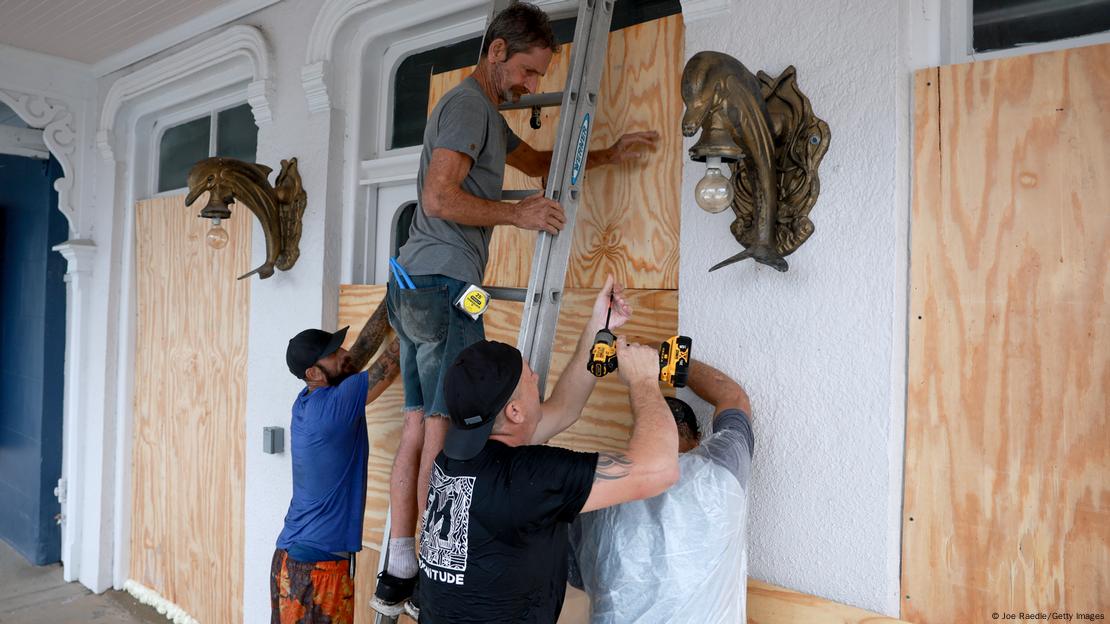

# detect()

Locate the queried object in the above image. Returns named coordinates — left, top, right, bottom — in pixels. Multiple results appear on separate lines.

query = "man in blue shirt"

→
left=270, top=312, right=400, bottom=624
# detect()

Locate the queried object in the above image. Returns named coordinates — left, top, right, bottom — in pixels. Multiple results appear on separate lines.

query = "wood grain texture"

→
left=131, top=195, right=249, bottom=623
left=338, top=284, right=677, bottom=602
left=483, top=288, right=678, bottom=452
left=338, top=285, right=403, bottom=553
left=557, top=579, right=910, bottom=623
left=748, top=580, right=913, bottom=624
left=903, top=45, right=1110, bottom=623
left=425, top=15, right=684, bottom=290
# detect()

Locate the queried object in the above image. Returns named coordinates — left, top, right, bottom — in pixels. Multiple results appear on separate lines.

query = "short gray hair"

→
left=481, top=2, right=559, bottom=59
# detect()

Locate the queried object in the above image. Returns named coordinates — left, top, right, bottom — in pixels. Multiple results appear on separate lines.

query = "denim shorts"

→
left=386, top=274, right=486, bottom=418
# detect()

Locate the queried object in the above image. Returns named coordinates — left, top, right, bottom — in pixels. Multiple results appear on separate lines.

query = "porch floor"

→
left=0, top=539, right=164, bottom=624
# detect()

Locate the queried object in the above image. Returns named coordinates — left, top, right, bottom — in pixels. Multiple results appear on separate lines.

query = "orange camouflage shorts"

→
left=270, top=548, right=354, bottom=624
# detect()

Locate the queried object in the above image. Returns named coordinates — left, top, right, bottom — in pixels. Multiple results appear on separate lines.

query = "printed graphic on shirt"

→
left=420, top=464, right=475, bottom=573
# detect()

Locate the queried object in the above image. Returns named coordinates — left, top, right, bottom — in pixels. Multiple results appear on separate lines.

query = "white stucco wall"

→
left=677, top=1, right=910, bottom=615
left=230, top=1, right=342, bottom=619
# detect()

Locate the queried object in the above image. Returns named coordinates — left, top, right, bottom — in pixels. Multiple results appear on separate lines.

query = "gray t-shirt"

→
left=396, top=77, right=522, bottom=285
left=692, top=408, right=754, bottom=483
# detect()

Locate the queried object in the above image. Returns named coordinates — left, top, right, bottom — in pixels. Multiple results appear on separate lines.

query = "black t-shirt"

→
left=417, top=440, right=599, bottom=623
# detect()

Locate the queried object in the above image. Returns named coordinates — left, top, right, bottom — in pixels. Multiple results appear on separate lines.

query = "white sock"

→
left=386, top=537, right=418, bottom=579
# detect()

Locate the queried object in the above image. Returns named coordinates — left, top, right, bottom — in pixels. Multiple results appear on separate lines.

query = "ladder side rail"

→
left=515, top=0, right=601, bottom=372
left=517, top=0, right=615, bottom=392
left=372, top=512, right=399, bottom=623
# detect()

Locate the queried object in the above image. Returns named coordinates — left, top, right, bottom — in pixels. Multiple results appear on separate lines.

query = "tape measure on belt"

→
left=455, top=284, right=490, bottom=320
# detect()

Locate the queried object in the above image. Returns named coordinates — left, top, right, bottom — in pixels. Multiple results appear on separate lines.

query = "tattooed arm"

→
left=364, top=337, right=401, bottom=405
left=348, top=299, right=391, bottom=371
left=579, top=342, right=680, bottom=513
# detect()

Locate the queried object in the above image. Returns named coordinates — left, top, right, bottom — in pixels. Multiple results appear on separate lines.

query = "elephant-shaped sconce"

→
left=681, top=51, right=830, bottom=272
left=185, top=156, right=307, bottom=280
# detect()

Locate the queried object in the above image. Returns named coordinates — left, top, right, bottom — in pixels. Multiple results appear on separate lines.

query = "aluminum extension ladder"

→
left=373, top=1, right=614, bottom=621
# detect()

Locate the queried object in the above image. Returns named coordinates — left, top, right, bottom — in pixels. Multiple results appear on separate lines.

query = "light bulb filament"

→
left=207, top=217, right=229, bottom=250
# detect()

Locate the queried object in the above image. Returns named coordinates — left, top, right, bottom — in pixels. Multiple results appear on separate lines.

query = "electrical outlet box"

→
left=263, top=426, right=284, bottom=454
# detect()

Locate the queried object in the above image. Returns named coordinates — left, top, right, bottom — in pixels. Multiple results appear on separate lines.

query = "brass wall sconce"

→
left=185, top=156, right=307, bottom=280
left=681, top=51, right=830, bottom=272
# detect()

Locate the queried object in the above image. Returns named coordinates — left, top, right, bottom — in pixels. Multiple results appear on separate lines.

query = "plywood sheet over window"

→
left=425, top=14, right=684, bottom=290
left=337, top=284, right=677, bottom=622
left=132, top=196, right=249, bottom=623
left=903, top=45, right=1109, bottom=622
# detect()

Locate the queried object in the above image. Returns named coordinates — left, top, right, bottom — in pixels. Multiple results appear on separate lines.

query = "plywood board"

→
left=131, top=195, right=249, bottom=623
left=338, top=285, right=405, bottom=553
left=338, top=284, right=677, bottom=604
left=903, top=45, right=1110, bottom=623
left=425, top=15, right=684, bottom=290
left=557, top=579, right=912, bottom=623
left=748, top=580, right=912, bottom=624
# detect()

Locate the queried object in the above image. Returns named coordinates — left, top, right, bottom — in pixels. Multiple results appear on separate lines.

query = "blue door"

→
left=0, top=154, right=67, bottom=565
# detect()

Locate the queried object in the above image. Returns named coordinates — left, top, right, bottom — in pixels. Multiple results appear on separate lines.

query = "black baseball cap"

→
left=286, top=326, right=350, bottom=379
left=443, top=340, right=523, bottom=460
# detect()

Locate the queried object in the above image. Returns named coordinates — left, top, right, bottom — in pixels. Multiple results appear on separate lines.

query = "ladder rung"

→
left=501, top=189, right=541, bottom=201
left=484, top=286, right=527, bottom=302
left=499, top=92, right=564, bottom=111
left=544, top=4, right=580, bottom=21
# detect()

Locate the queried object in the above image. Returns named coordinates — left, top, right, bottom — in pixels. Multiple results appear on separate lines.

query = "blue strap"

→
left=390, top=257, right=416, bottom=289
left=388, top=257, right=407, bottom=289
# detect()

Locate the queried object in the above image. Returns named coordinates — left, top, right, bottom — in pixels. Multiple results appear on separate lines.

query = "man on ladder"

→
left=373, top=1, right=658, bottom=616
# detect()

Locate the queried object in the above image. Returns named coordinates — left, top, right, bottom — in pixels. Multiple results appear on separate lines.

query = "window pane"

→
left=387, top=0, right=680, bottom=150
left=973, top=0, right=1110, bottom=52
left=158, top=116, right=210, bottom=193
left=216, top=104, right=258, bottom=163
left=390, top=39, right=481, bottom=149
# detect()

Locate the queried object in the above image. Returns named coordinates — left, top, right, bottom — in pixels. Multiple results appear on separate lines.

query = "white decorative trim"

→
left=97, top=25, right=273, bottom=161
left=302, top=0, right=391, bottom=111
left=51, top=239, right=97, bottom=588
left=300, top=61, right=331, bottom=113
left=246, top=78, right=274, bottom=126
left=0, top=125, right=49, bottom=159
left=52, top=239, right=97, bottom=277
left=359, top=150, right=420, bottom=186
left=123, top=580, right=199, bottom=624
left=91, top=0, right=281, bottom=77
left=306, top=0, right=392, bottom=72
left=0, top=89, right=78, bottom=230
left=301, top=0, right=575, bottom=114
left=679, top=0, right=732, bottom=22
left=0, top=43, right=94, bottom=98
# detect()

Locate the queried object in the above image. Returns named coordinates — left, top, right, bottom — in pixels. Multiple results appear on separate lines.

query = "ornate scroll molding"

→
left=97, top=24, right=273, bottom=161
left=301, top=0, right=391, bottom=113
left=0, top=89, right=78, bottom=230
left=300, top=60, right=331, bottom=114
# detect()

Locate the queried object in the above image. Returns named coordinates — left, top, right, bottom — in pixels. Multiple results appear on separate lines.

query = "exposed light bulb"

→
left=206, top=218, right=229, bottom=250
left=694, top=156, right=734, bottom=213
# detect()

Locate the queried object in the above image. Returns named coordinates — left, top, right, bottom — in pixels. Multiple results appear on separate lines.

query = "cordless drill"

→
left=587, top=293, right=620, bottom=377
left=586, top=294, right=692, bottom=387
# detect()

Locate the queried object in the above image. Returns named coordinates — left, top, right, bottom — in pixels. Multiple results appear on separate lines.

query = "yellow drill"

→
left=586, top=294, right=692, bottom=387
